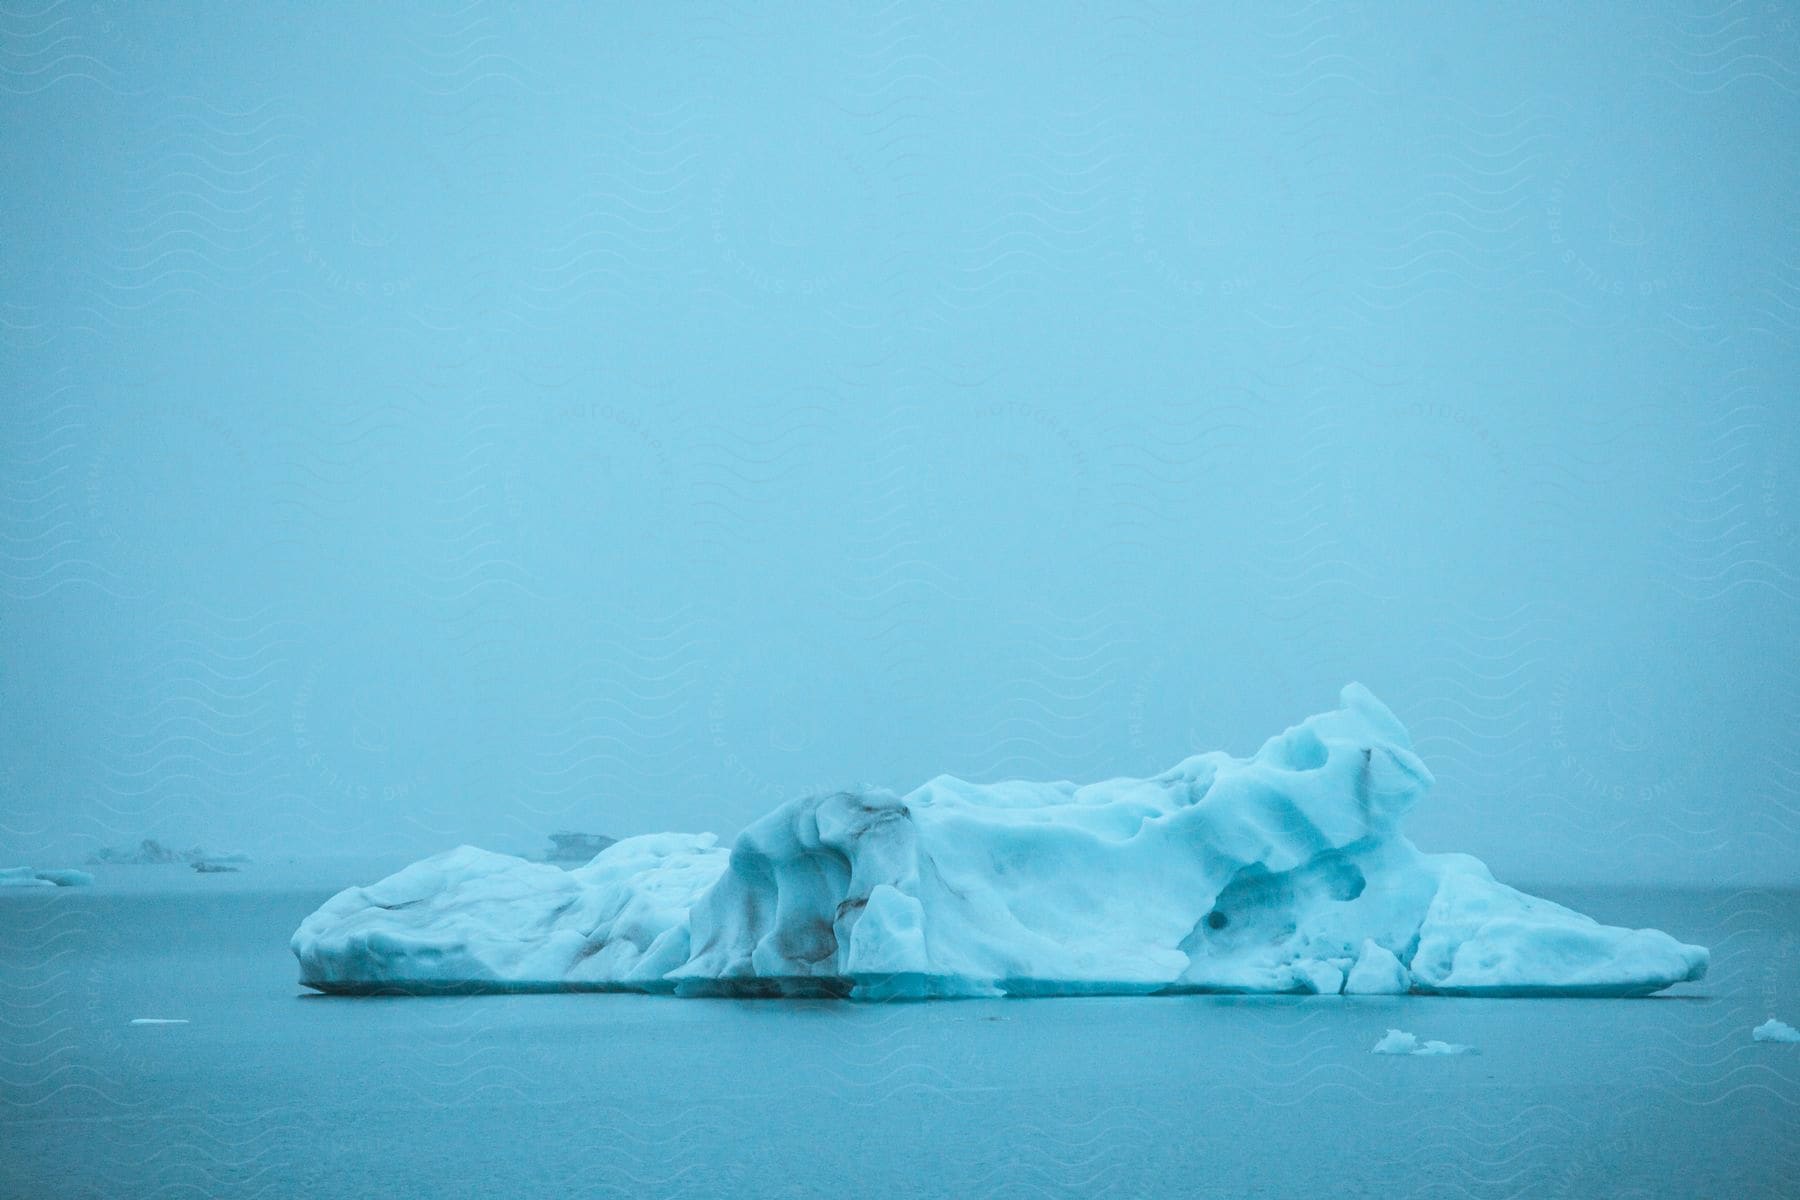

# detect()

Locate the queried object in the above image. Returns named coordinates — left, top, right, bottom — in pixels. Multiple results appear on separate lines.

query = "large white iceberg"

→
left=292, top=685, right=1708, bottom=999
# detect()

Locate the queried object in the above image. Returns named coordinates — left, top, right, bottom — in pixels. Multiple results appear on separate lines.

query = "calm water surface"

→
left=2, top=872, right=1795, bottom=1198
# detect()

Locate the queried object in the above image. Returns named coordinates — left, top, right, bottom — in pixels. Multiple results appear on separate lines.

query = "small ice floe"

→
left=0, top=868, right=53, bottom=889
left=1751, top=1018, right=1800, bottom=1044
left=33, top=868, right=94, bottom=887
left=129, top=1018, right=189, bottom=1026
left=1372, top=1028, right=1476, bottom=1056
left=0, top=867, right=94, bottom=888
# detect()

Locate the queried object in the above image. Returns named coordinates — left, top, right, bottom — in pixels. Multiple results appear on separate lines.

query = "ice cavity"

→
left=291, top=684, right=1710, bottom=999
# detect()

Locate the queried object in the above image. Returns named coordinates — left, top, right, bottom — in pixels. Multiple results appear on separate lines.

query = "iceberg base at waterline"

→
left=291, top=685, right=1709, bottom=1000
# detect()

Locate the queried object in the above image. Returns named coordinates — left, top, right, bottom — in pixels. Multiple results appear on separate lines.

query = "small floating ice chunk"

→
left=1, top=867, right=92, bottom=888
left=1372, top=1028, right=1475, bottom=1056
left=1371, top=1029, right=1419, bottom=1054
left=0, top=867, right=54, bottom=888
left=34, top=869, right=94, bottom=887
left=1412, top=1039, right=1476, bottom=1056
left=1752, top=1018, right=1800, bottom=1043
left=129, top=1018, right=189, bottom=1026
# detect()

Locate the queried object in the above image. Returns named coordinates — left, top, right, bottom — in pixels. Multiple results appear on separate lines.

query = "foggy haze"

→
left=3, top=5, right=1796, bottom=886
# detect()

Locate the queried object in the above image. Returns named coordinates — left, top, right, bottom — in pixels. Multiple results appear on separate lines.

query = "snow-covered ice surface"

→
left=1753, top=1018, right=1800, bottom=1043
left=292, top=686, right=1708, bottom=999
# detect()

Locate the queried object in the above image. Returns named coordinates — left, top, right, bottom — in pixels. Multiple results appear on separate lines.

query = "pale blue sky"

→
left=3, top=3, right=1797, bottom=883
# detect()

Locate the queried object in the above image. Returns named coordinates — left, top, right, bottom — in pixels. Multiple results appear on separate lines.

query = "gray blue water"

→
left=3, top=875, right=1795, bottom=1198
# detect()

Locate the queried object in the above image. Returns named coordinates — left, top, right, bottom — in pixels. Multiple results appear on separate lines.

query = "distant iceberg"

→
left=292, top=685, right=1709, bottom=999
left=540, top=831, right=618, bottom=867
left=0, top=866, right=94, bottom=888
left=1752, top=1018, right=1799, bottom=1043
left=88, top=839, right=249, bottom=868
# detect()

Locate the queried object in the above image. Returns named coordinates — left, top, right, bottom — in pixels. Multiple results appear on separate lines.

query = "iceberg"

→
left=292, top=685, right=1709, bottom=999
left=1752, top=1018, right=1800, bottom=1043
